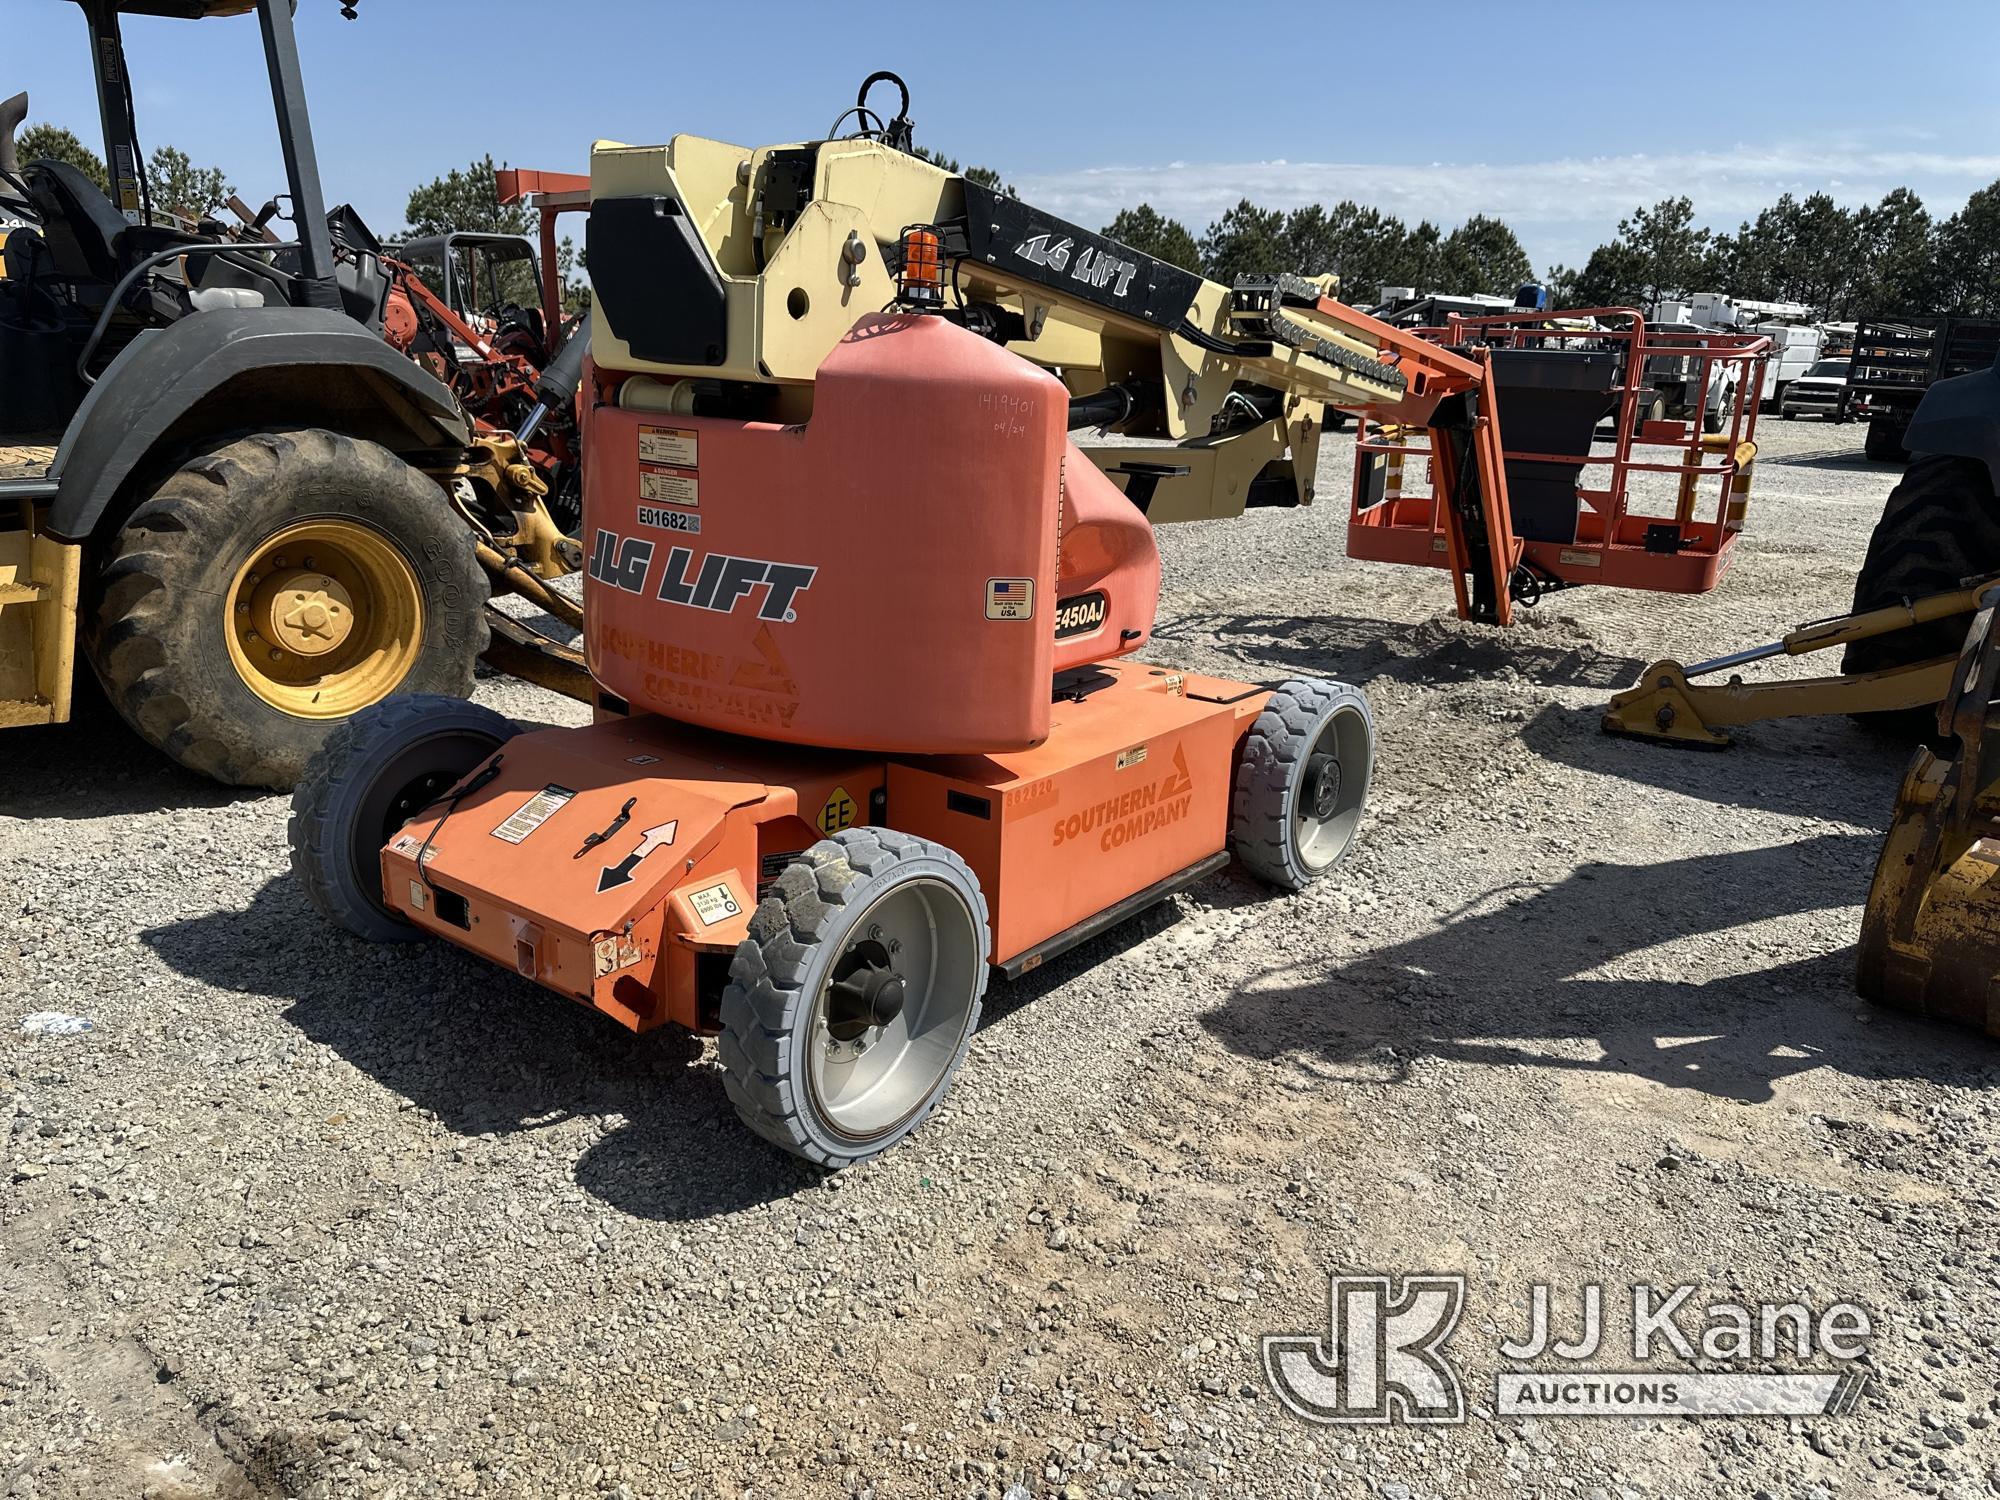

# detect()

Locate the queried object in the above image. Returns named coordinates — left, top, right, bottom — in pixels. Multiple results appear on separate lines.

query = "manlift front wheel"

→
left=719, top=829, right=990, bottom=1168
left=1231, top=679, right=1375, bottom=891
left=290, top=694, right=519, bottom=942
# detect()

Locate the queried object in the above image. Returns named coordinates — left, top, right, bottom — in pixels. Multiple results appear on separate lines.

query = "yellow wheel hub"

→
left=226, top=519, right=424, bottom=719
left=259, top=570, right=356, bottom=657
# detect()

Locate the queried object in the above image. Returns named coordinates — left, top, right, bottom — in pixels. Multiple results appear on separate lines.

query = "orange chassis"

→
left=381, top=662, right=1269, bottom=1035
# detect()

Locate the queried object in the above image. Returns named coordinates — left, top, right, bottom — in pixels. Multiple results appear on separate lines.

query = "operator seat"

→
left=24, top=158, right=206, bottom=295
left=25, top=159, right=128, bottom=287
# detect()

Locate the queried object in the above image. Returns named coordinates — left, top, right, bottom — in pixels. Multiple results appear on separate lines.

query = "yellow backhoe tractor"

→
left=0, top=0, right=577, bottom=787
left=1858, top=585, right=2000, bottom=1037
left=1604, top=348, right=2000, bottom=1031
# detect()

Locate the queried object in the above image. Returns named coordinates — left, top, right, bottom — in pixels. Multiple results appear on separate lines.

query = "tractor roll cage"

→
left=60, top=0, right=341, bottom=306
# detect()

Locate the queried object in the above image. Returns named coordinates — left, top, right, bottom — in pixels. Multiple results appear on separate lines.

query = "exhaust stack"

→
left=0, top=92, right=26, bottom=178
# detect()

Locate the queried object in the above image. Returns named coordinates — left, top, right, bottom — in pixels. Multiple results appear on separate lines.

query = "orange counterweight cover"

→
left=585, top=314, right=1072, bottom=755
left=1051, top=448, right=1161, bottom=675
left=891, top=665, right=1266, bottom=963
left=379, top=716, right=889, bottom=1033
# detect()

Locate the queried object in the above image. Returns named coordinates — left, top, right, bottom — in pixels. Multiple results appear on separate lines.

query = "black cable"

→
left=824, top=105, right=887, bottom=142
left=411, top=753, right=506, bottom=894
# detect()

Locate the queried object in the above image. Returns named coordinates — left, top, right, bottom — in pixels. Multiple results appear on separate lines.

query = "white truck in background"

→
left=1651, top=294, right=1823, bottom=416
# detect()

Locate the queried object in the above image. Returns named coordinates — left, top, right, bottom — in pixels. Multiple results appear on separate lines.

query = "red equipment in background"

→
left=1347, top=308, right=1768, bottom=608
left=379, top=170, right=593, bottom=530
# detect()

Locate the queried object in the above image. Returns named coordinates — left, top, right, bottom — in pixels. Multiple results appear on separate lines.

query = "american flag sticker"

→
left=986, top=577, right=1035, bottom=621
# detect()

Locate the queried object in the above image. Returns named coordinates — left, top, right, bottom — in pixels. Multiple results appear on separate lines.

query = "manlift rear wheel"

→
left=718, top=829, right=990, bottom=1168
left=1230, top=679, right=1374, bottom=891
left=289, top=694, right=518, bottom=943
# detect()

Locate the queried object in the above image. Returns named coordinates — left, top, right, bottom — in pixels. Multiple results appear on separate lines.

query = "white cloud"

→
left=1011, top=142, right=2000, bottom=273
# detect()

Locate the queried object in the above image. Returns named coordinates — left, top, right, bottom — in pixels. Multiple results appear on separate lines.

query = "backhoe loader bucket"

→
left=1856, top=588, right=2000, bottom=1036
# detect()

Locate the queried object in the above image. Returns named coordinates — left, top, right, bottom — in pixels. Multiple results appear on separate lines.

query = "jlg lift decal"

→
left=588, top=529, right=817, bottom=622
left=1051, top=745, right=1195, bottom=850
left=1013, top=233, right=1141, bottom=298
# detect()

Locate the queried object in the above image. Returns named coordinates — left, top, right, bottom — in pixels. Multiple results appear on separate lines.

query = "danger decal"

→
left=639, top=466, right=699, bottom=509
left=1051, top=745, right=1195, bottom=851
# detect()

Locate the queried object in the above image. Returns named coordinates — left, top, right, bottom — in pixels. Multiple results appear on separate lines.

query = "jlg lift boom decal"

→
left=588, top=529, right=817, bottom=622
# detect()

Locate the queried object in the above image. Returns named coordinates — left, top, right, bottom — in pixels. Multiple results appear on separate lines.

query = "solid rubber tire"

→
left=289, top=693, right=517, bottom=943
left=1230, top=678, right=1375, bottom=891
left=717, top=828, right=990, bottom=1168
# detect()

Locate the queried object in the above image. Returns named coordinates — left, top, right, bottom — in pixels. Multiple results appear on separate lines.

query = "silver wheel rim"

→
left=806, top=875, right=981, bottom=1142
left=1294, top=703, right=1369, bottom=872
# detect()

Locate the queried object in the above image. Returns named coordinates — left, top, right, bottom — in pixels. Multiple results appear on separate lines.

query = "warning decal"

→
left=817, top=785, right=858, bottom=835
left=639, top=425, right=698, bottom=467
left=986, top=577, right=1035, bottom=621
left=687, top=880, right=743, bottom=926
left=491, top=784, right=576, bottom=844
left=388, top=832, right=438, bottom=864
left=639, top=467, right=699, bottom=508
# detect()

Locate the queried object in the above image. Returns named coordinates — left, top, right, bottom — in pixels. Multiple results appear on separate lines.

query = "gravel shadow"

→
left=1201, top=833, right=1998, bottom=1103
left=140, top=875, right=819, bottom=1221
left=0, top=684, right=252, bottom=821
left=1759, top=445, right=1896, bottom=474
left=1520, top=701, right=1911, bottom=824
left=137, top=858, right=1254, bottom=1220
left=1151, top=609, right=1646, bottom=692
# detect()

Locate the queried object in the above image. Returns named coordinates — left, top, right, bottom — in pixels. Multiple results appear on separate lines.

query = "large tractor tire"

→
left=719, top=829, right=990, bottom=1168
left=289, top=694, right=518, bottom=942
left=84, top=429, right=488, bottom=788
left=1230, top=678, right=1375, bottom=891
left=1842, top=455, right=2000, bottom=680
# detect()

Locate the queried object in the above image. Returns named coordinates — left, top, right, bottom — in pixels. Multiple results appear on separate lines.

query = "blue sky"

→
left=12, top=0, right=2000, bottom=274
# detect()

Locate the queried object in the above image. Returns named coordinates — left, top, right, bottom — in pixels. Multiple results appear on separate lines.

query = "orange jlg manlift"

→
left=290, top=98, right=1521, bottom=1165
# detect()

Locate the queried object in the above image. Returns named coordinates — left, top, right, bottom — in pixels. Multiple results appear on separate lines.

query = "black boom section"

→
left=961, top=181, right=1204, bottom=330
left=588, top=196, right=729, bottom=366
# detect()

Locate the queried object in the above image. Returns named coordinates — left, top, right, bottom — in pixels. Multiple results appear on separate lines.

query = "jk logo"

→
left=1263, top=1274, right=1466, bottom=1425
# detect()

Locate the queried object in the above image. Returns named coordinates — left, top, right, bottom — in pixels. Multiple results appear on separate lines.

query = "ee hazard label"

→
left=818, top=785, right=858, bottom=834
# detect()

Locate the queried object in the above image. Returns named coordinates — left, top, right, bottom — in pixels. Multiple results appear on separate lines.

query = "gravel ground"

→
left=3, top=417, right=1996, bottom=1500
